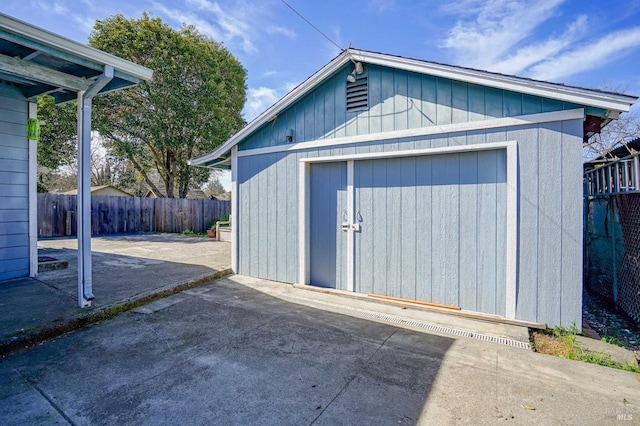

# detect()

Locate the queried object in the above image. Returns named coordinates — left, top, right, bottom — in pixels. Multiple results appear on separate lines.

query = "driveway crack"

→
left=16, top=368, right=76, bottom=426
left=309, top=327, right=399, bottom=425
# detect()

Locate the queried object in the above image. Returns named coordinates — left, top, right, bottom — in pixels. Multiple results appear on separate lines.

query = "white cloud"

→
left=368, top=0, right=395, bottom=13
left=244, top=86, right=281, bottom=121
left=440, top=0, right=640, bottom=84
left=529, top=27, right=640, bottom=81
left=152, top=2, right=226, bottom=44
left=31, top=0, right=68, bottom=14
left=72, top=15, right=97, bottom=33
left=487, top=15, right=588, bottom=75
left=442, top=0, right=565, bottom=69
left=266, top=25, right=297, bottom=39
left=243, top=82, right=300, bottom=121
left=153, top=1, right=295, bottom=55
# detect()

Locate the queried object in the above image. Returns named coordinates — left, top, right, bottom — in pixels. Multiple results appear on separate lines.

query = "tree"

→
left=203, top=176, right=226, bottom=197
left=89, top=14, right=246, bottom=198
left=36, top=96, right=77, bottom=192
left=584, top=110, right=640, bottom=160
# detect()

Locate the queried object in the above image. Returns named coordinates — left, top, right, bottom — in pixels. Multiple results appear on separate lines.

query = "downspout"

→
left=76, top=65, right=113, bottom=308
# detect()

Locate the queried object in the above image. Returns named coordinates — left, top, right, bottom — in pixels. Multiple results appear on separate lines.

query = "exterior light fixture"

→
left=347, top=61, right=364, bottom=82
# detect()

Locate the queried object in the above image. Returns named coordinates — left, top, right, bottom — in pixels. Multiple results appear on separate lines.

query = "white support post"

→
left=77, top=91, right=93, bottom=307
left=230, top=146, right=238, bottom=273
left=76, top=65, right=113, bottom=308
left=28, top=102, right=38, bottom=277
left=634, top=155, right=640, bottom=191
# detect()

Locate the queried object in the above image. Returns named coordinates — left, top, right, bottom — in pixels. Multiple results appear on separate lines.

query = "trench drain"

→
left=281, top=295, right=531, bottom=350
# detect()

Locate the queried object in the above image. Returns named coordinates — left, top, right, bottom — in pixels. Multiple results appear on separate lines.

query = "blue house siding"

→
left=238, top=64, right=585, bottom=152
left=235, top=117, right=584, bottom=328
left=0, top=85, right=29, bottom=281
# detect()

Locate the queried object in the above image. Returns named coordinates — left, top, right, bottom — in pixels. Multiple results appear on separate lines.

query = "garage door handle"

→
left=341, top=222, right=361, bottom=232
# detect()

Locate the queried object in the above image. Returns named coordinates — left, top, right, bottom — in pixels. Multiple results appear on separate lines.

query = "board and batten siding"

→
left=0, top=85, right=29, bottom=281
left=238, top=64, right=587, bottom=152
left=236, top=118, right=584, bottom=328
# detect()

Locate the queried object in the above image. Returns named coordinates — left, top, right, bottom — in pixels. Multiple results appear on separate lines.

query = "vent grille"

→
left=281, top=294, right=531, bottom=350
left=346, top=77, right=368, bottom=112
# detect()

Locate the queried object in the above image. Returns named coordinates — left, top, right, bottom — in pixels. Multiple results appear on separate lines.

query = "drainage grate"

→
left=282, top=295, right=530, bottom=350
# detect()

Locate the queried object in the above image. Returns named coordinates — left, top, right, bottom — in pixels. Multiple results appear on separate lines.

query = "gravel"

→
left=583, top=289, right=640, bottom=360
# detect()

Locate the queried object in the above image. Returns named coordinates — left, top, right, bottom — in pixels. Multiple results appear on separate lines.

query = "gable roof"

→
left=0, top=12, right=153, bottom=104
left=190, top=48, right=638, bottom=168
left=62, top=185, right=133, bottom=196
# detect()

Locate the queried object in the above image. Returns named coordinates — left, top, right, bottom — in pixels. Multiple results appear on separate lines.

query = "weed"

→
left=531, top=323, right=640, bottom=372
left=181, top=229, right=207, bottom=237
left=601, top=335, right=623, bottom=347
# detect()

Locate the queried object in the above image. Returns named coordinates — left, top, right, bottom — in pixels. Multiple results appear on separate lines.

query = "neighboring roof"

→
left=190, top=48, right=638, bottom=168
left=62, top=185, right=133, bottom=196
left=0, top=12, right=153, bottom=104
left=584, top=138, right=640, bottom=170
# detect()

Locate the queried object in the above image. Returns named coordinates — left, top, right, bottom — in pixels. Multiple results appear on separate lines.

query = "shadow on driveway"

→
left=0, top=277, right=454, bottom=425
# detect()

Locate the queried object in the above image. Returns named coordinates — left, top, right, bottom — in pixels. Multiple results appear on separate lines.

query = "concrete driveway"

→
left=1, top=275, right=638, bottom=425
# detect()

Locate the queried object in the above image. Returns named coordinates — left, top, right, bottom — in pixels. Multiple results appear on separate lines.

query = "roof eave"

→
left=189, top=49, right=353, bottom=167
left=0, top=13, right=153, bottom=82
left=349, top=49, right=637, bottom=113
left=191, top=48, right=638, bottom=167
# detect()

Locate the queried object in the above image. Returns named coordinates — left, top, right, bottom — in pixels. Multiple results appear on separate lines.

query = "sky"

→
left=3, top=0, right=640, bottom=188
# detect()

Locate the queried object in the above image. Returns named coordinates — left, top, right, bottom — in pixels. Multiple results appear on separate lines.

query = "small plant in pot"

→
left=207, top=219, right=218, bottom=238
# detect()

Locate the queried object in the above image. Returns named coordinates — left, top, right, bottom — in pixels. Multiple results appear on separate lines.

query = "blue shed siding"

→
left=0, top=86, right=29, bottom=281
left=236, top=117, right=584, bottom=328
left=238, top=64, right=584, bottom=152
left=352, top=151, right=507, bottom=314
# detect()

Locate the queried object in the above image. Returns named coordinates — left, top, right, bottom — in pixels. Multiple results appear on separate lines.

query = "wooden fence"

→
left=37, top=194, right=231, bottom=237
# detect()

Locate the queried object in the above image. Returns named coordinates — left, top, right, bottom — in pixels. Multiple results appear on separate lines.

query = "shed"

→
left=190, top=48, right=637, bottom=328
left=0, top=13, right=152, bottom=306
left=62, top=185, right=133, bottom=197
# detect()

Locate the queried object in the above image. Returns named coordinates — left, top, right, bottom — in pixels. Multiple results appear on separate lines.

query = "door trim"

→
left=299, top=140, right=518, bottom=319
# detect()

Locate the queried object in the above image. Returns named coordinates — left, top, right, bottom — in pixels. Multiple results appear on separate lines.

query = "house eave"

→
left=351, top=50, right=637, bottom=113
left=0, top=13, right=153, bottom=82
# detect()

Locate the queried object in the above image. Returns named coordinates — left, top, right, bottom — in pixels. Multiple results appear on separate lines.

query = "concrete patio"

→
left=0, top=233, right=231, bottom=354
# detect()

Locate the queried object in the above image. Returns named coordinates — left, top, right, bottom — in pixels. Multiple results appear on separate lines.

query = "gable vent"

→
left=346, top=77, right=368, bottom=112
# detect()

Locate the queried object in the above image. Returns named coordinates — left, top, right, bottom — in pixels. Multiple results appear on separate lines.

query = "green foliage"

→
left=182, top=229, right=195, bottom=236
left=37, top=95, right=77, bottom=170
left=535, top=324, right=640, bottom=372
left=37, top=180, right=49, bottom=193
left=203, top=176, right=226, bottom=197
left=601, top=335, right=623, bottom=347
left=88, top=13, right=247, bottom=198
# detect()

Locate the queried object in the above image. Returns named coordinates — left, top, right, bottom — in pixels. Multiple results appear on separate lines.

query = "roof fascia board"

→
left=0, top=13, right=152, bottom=82
left=350, top=50, right=636, bottom=113
left=0, top=51, right=90, bottom=91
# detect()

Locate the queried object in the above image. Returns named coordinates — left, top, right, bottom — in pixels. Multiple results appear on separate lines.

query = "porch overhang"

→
left=0, top=13, right=152, bottom=307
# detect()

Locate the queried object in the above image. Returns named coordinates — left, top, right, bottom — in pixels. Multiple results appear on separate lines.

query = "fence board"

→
left=37, top=194, right=231, bottom=237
